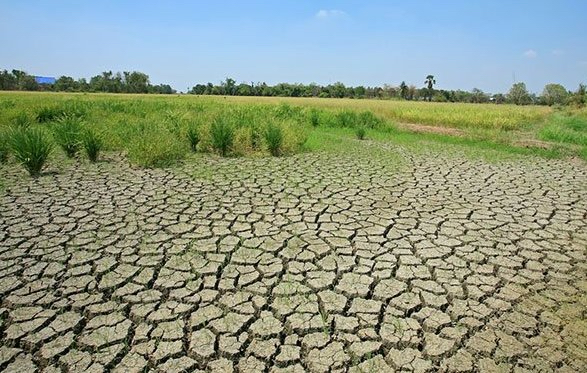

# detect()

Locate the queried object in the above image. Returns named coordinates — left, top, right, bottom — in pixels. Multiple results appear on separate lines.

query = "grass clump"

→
left=186, top=124, right=200, bottom=152
left=82, top=128, right=103, bottom=162
left=265, top=123, right=284, bottom=156
left=128, top=127, right=186, bottom=168
left=0, top=131, right=9, bottom=163
left=53, top=115, right=83, bottom=157
left=308, top=108, right=321, bottom=127
left=355, top=127, right=366, bottom=140
left=9, top=126, right=53, bottom=177
left=210, top=117, right=234, bottom=156
left=12, top=112, right=33, bottom=128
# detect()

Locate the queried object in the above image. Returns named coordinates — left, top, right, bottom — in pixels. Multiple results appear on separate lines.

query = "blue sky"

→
left=1, top=1, right=586, bottom=93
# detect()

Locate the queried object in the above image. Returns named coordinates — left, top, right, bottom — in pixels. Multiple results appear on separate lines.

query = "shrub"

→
left=82, top=128, right=103, bottom=162
left=210, top=117, right=234, bottom=156
left=9, top=127, right=53, bottom=177
left=355, top=127, right=366, bottom=140
left=265, top=123, right=284, bottom=156
left=53, top=115, right=82, bottom=157
left=186, top=125, right=200, bottom=152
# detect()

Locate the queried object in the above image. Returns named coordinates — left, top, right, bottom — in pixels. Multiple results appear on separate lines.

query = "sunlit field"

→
left=0, top=92, right=585, bottom=175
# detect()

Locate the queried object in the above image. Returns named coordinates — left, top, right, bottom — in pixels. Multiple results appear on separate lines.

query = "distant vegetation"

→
left=0, top=69, right=175, bottom=94
left=1, top=68, right=586, bottom=107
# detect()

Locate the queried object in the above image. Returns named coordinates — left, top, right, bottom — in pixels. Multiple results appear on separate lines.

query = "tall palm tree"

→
left=424, top=75, right=436, bottom=101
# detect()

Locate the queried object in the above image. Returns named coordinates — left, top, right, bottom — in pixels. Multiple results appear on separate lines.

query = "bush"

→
left=355, top=127, right=366, bottom=140
left=186, top=125, right=200, bottom=152
left=265, top=123, right=284, bottom=156
left=210, top=117, right=234, bottom=156
left=82, top=128, right=103, bottom=162
left=9, top=127, right=53, bottom=177
left=53, top=115, right=82, bottom=157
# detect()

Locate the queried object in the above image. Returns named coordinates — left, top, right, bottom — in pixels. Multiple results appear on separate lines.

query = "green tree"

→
left=424, top=75, right=436, bottom=101
left=541, top=83, right=568, bottom=106
left=399, top=81, right=408, bottom=100
left=508, top=82, right=531, bottom=105
left=571, top=84, right=586, bottom=107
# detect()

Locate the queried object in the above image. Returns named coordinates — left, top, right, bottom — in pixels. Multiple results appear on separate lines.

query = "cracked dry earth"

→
left=0, top=144, right=586, bottom=373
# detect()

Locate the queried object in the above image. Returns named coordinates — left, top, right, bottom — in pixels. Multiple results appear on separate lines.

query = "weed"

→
left=186, top=124, right=200, bottom=152
left=53, top=115, right=83, bottom=157
left=82, top=128, right=103, bottom=162
left=210, top=116, right=234, bottom=156
left=356, top=127, right=366, bottom=140
left=265, top=123, right=284, bottom=156
left=9, top=126, right=53, bottom=177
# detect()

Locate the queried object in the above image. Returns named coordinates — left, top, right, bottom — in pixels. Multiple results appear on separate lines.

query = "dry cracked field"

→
left=0, top=143, right=586, bottom=373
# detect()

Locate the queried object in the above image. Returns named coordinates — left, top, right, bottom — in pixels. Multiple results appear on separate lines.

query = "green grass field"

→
left=0, top=92, right=585, bottom=175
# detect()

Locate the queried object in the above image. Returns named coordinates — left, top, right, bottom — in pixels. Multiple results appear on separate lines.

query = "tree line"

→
left=189, top=77, right=586, bottom=106
left=1, top=68, right=585, bottom=106
left=0, top=69, right=176, bottom=94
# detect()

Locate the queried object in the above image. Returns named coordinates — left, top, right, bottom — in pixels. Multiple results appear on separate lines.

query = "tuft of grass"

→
left=308, top=108, right=321, bottom=127
left=12, top=112, right=33, bottom=128
left=355, top=127, right=366, bottom=140
left=9, top=126, right=53, bottom=177
left=265, top=123, right=284, bottom=156
left=0, top=130, right=9, bottom=163
left=53, top=115, right=83, bottom=158
left=186, top=124, right=200, bottom=152
left=82, top=128, right=103, bottom=162
left=210, top=116, right=234, bottom=156
left=127, top=126, right=186, bottom=167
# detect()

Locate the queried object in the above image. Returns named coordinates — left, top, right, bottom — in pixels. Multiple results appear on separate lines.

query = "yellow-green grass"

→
left=0, top=92, right=584, bottom=170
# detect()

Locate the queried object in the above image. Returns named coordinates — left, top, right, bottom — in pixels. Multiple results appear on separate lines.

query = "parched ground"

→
left=0, top=143, right=586, bottom=372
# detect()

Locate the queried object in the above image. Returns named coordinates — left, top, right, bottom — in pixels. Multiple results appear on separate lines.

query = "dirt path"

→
left=0, top=144, right=586, bottom=372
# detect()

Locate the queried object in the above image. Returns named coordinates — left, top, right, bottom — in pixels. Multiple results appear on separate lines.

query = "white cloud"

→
left=523, top=49, right=537, bottom=58
left=315, top=9, right=347, bottom=19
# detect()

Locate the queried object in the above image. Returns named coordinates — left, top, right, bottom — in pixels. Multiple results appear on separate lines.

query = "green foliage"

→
left=539, top=114, right=587, bottom=146
left=82, top=128, right=103, bottom=162
left=541, top=83, right=569, bottom=106
left=9, top=126, right=53, bottom=177
left=53, top=115, right=83, bottom=157
left=265, top=123, right=284, bottom=156
left=308, top=108, right=320, bottom=127
left=12, top=112, right=32, bottom=128
left=355, top=127, right=366, bottom=140
left=210, top=116, right=234, bottom=156
left=186, top=124, right=200, bottom=152
left=127, top=126, right=186, bottom=167
left=508, top=82, right=531, bottom=105
left=36, top=102, right=86, bottom=123
left=0, top=130, right=8, bottom=163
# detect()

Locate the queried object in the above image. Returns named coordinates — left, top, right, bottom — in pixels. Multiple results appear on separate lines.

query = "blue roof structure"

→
left=34, top=76, right=56, bottom=84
